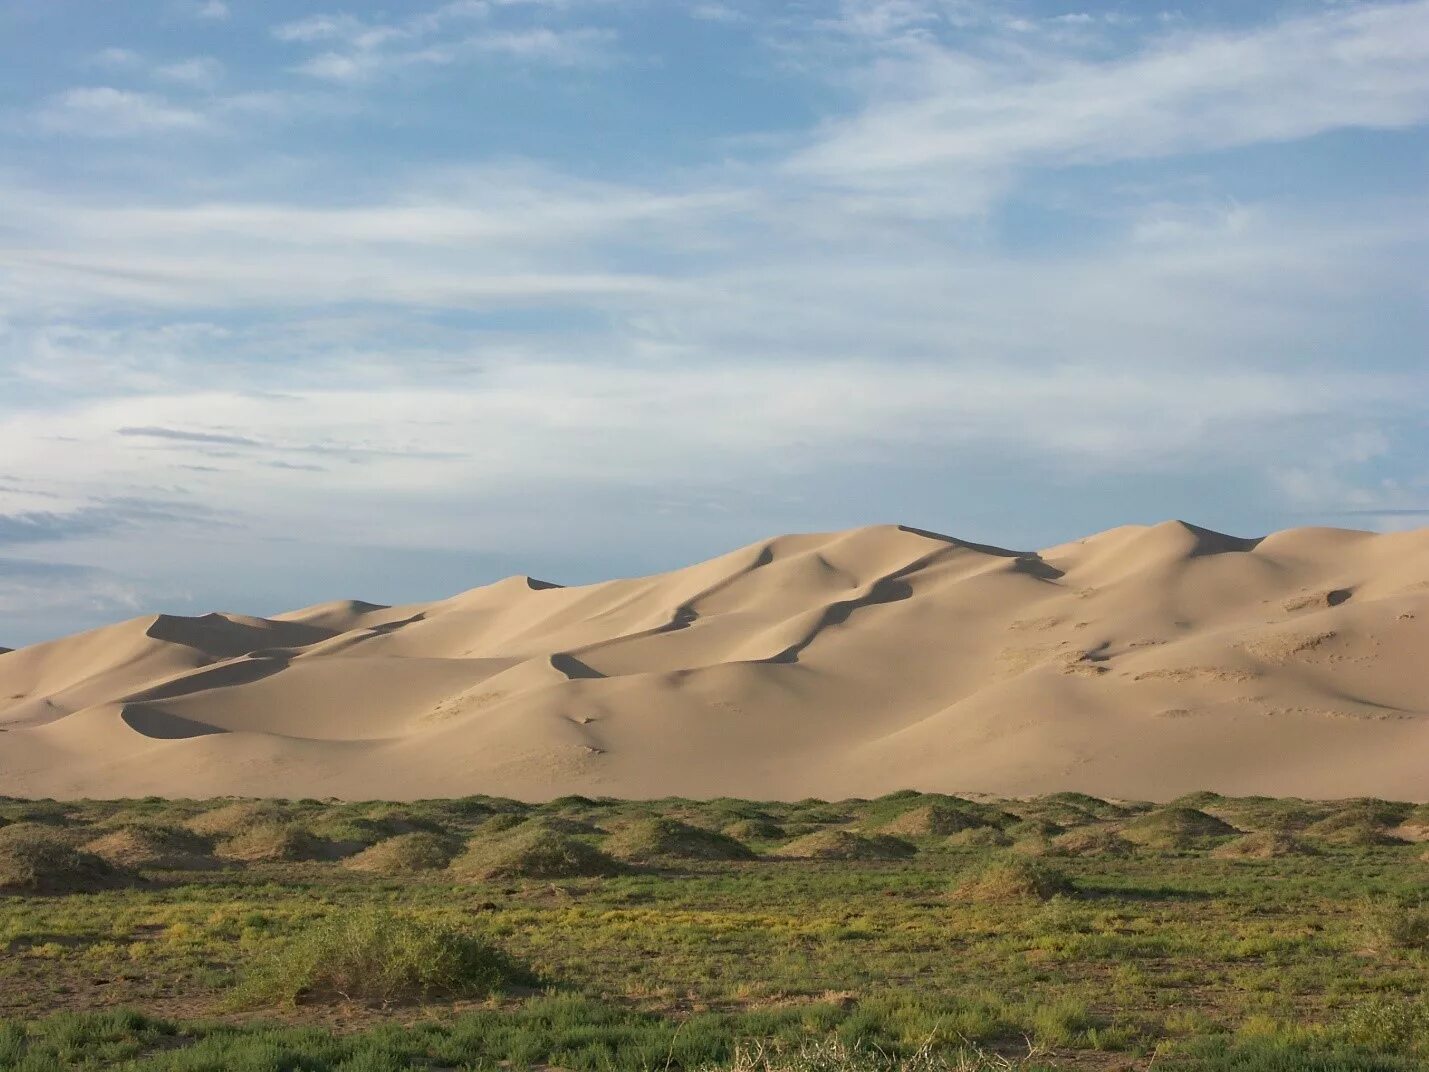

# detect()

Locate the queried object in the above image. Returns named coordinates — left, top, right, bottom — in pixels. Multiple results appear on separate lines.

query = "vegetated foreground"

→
left=4, top=520, right=1429, bottom=802
left=3, top=791, right=1429, bottom=1071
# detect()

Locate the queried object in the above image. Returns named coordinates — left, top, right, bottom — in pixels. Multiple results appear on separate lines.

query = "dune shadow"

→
left=121, top=655, right=290, bottom=704
left=120, top=704, right=229, bottom=740
left=550, top=653, right=607, bottom=680
left=766, top=577, right=914, bottom=665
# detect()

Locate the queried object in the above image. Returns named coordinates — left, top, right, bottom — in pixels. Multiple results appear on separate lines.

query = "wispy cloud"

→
left=192, top=1, right=230, bottom=21
left=273, top=1, right=616, bottom=82
left=2, top=0, right=1425, bottom=642
left=35, top=87, right=209, bottom=136
left=154, top=56, right=224, bottom=87
left=791, top=0, right=1429, bottom=206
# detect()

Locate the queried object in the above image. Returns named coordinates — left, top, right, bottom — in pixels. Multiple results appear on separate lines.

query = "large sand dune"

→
left=3, top=521, right=1428, bottom=801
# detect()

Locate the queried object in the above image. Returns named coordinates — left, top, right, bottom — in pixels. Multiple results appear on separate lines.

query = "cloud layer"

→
left=0, top=0, right=1426, bottom=643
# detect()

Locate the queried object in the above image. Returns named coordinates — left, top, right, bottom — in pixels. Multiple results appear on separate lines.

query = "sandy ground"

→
left=3, top=520, right=1427, bottom=801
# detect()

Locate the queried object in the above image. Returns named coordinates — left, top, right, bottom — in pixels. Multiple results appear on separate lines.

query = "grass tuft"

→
left=952, top=857, right=1075, bottom=903
left=0, top=826, right=132, bottom=893
left=605, top=818, right=756, bottom=862
left=231, top=907, right=535, bottom=1007
left=781, top=830, right=916, bottom=861
left=453, top=826, right=628, bottom=880
left=343, top=832, right=458, bottom=874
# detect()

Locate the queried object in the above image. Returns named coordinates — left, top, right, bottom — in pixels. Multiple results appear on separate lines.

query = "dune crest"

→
left=3, top=521, right=1428, bottom=801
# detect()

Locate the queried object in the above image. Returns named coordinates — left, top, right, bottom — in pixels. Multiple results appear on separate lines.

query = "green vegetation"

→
left=605, top=817, right=755, bottom=862
left=781, top=829, right=916, bottom=860
left=230, top=907, right=534, bottom=1007
left=0, top=826, right=130, bottom=894
left=1, top=790, right=1429, bottom=1070
left=951, top=856, right=1075, bottom=902
left=343, top=831, right=458, bottom=874
left=452, top=825, right=627, bottom=880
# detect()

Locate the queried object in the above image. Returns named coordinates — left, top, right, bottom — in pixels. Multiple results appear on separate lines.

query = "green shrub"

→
left=217, top=821, right=323, bottom=862
left=1340, top=995, right=1429, bottom=1051
left=1049, top=826, right=1133, bottom=858
left=1212, top=831, right=1316, bottom=860
left=1362, top=898, right=1429, bottom=952
left=723, top=818, right=786, bottom=841
left=877, top=804, right=994, bottom=838
left=605, top=818, right=755, bottom=861
left=185, top=801, right=289, bottom=838
left=1120, top=807, right=1237, bottom=850
left=80, top=822, right=217, bottom=870
left=952, top=857, right=1075, bottom=903
left=945, top=828, right=1011, bottom=850
left=0, top=827, right=131, bottom=893
left=344, top=832, right=458, bottom=874
left=453, top=826, right=627, bottom=880
left=780, top=830, right=916, bottom=861
left=231, top=908, right=535, bottom=1007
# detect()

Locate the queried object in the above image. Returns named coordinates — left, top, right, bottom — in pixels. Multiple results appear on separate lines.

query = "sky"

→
left=0, top=0, right=1426, bottom=646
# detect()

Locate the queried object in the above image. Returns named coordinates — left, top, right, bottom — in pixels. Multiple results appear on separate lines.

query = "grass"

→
left=342, top=831, right=457, bottom=874
left=2, top=789, right=1429, bottom=1069
left=951, top=856, right=1075, bottom=902
left=780, top=830, right=916, bottom=860
left=451, top=825, right=627, bottom=879
left=229, top=907, right=535, bottom=1007
left=1119, top=807, right=1239, bottom=850
left=605, top=817, right=755, bottom=862
left=0, top=827, right=130, bottom=894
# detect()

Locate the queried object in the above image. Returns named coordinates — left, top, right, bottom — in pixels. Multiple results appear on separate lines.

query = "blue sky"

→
left=0, top=0, right=1426, bottom=645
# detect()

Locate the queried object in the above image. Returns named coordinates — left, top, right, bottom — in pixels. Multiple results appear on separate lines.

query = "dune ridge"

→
left=2, top=520, right=1428, bottom=801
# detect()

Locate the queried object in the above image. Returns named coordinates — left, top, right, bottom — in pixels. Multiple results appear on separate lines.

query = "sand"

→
left=2, top=520, right=1428, bottom=801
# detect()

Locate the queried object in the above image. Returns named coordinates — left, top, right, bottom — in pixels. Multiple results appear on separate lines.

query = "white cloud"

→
left=91, top=47, right=141, bottom=69
left=35, top=87, right=208, bottom=137
left=791, top=0, right=1429, bottom=202
left=273, top=1, right=618, bottom=81
left=154, top=56, right=225, bottom=87
left=194, top=1, right=230, bottom=20
left=3, top=0, right=1426, bottom=636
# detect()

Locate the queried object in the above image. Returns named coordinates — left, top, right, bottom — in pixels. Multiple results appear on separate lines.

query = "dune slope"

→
left=2, top=521, right=1428, bottom=801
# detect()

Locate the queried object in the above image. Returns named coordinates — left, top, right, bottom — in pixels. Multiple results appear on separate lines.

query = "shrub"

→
left=185, top=801, right=289, bottom=838
left=452, top=827, right=627, bottom=880
left=1048, top=827, right=1134, bottom=858
left=1212, top=831, right=1317, bottom=860
left=952, top=857, right=1075, bottom=903
left=0, top=827, right=132, bottom=893
left=231, top=908, right=534, bottom=1006
left=1004, top=819, right=1064, bottom=841
left=1362, top=898, right=1429, bottom=952
left=217, top=822, right=323, bottom=863
left=723, top=818, right=786, bottom=841
left=1119, top=807, right=1237, bottom=850
left=343, top=832, right=458, bottom=875
left=780, top=830, right=916, bottom=861
left=945, top=828, right=1011, bottom=850
left=877, top=804, right=993, bottom=838
left=1304, top=810, right=1407, bottom=847
left=605, top=818, right=755, bottom=861
left=708, top=1035, right=1050, bottom=1072
left=81, top=823, right=217, bottom=870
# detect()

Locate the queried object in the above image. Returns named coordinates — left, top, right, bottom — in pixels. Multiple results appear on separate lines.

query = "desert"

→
left=4, top=520, right=1427, bottom=802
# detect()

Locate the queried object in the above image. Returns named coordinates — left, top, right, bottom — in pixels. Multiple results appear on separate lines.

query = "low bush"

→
left=216, top=821, right=324, bottom=862
left=780, top=830, right=916, bottom=861
left=952, top=857, right=1075, bottom=903
left=343, top=832, right=458, bottom=874
left=0, top=827, right=132, bottom=893
left=605, top=818, right=755, bottom=861
left=453, top=826, right=627, bottom=880
left=231, top=908, right=535, bottom=1006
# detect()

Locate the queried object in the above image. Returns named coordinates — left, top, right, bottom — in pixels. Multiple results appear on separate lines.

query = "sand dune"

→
left=2, top=521, right=1428, bottom=801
